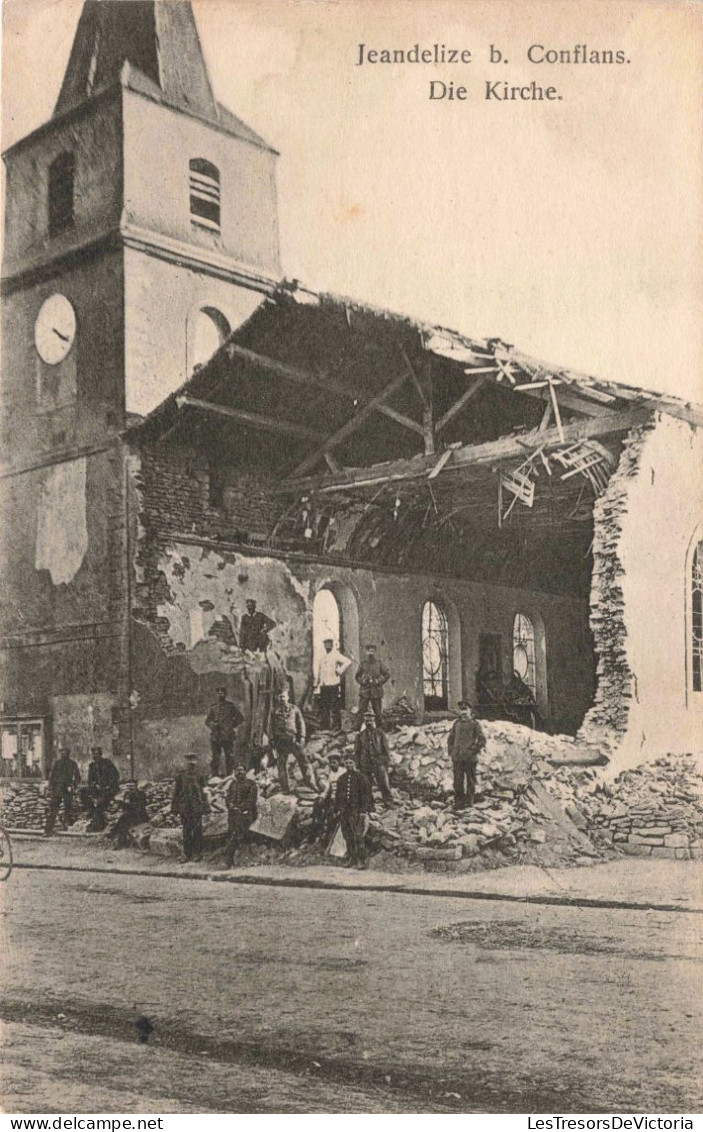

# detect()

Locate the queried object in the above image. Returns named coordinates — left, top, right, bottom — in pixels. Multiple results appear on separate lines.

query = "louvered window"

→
left=48, top=152, right=75, bottom=236
left=189, top=158, right=221, bottom=232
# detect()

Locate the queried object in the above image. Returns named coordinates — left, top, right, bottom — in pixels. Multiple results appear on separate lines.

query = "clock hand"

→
left=52, top=327, right=70, bottom=342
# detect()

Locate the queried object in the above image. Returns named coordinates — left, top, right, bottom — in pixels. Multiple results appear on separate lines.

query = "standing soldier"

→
left=44, top=747, right=81, bottom=835
left=84, top=746, right=120, bottom=831
left=448, top=701, right=486, bottom=811
left=239, top=599, right=276, bottom=653
left=205, top=685, right=244, bottom=777
left=171, top=753, right=211, bottom=862
left=225, top=764, right=258, bottom=866
left=270, top=688, right=317, bottom=794
left=354, top=709, right=394, bottom=807
left=334, top=755, right=374, bottom=869
left=354, top=643, right=390, bottom=724
left=315, top=637, right=352, bottom=731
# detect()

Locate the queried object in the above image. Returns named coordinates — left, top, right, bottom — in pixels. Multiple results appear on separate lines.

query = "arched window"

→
left=422, top=600, right=449, bottom=711
left=691, top=537, right=703, bottom=694
left=48, top=152, right=75, bottom=236
left=513, top=613, right=537, bottom=698
left=189, top=158, right=221, bottom=232
left=187, top=306, right=231, bottom=373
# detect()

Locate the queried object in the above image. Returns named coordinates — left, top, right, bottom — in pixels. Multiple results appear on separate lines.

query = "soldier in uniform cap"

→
left=354, top=643, right=390, bottom=725
left=205, top=685, right=244, bottom=777
left=171, top=753, right=210, bottom=862
left=354, top=708, right=394, bottom=807
left=44, top=747, right=81, bottom=835
left=447, top=701, right=486, bottom=811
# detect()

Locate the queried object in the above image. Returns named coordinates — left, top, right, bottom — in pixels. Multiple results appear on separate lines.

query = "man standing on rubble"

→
left=44, top=746, right=81, bottom=834
left=448, top=701, right=486, bottom=811
left=205, top=685, right=244, bottom=777
left=271, top=688, right=318, bottom=794
left=171, top=753, right=211, bottom=862
left=355, top=643, right=390, bottom=725
left=315, top=637, right=352, bottom=731
left=334, top=755, right=374, bottom=869
left=225, top=764, right=258, bottom=866
left=239, top=599, right=276, bottom=653
left=84, top=746, right=120, bottom=831
left=354, top=708, right=394, bottom=807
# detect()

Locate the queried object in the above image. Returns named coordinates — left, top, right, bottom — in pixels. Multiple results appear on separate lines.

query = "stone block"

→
left=628, top=834, right=664, bottom=846
left=663, top=833, right=690, bottom=848
left=675, top=848, right=692, bottom=860
left=149, top=828, right=182, bottom=858
left=690, top=848, right=703, bottom=861
left=621, top=843, right=652, bottom=856
left=415, top=846, right=463, bottom=861
left=631, top=827, right=671, bottom=837
left=650, top=847, right=678, bottom=859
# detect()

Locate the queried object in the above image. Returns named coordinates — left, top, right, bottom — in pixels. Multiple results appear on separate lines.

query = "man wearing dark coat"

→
left=448, top=701, right=486, bottom=811
left=334, top=755, right=374, bottom=868
left=108, top=781, right=149, bottom=849
left=205, top=685, right=244, bottom=777
left=44, top=747, right=81, bottom=834
left=225, top=764, right=258, bottom=866
left=354, top=709, right=394, bottom=807
left=84, top=746, right=120, bottom=831
left=354, top=643, right=390, bottom=724
left=239, top=599, right=276, bottom=653
left=171, top=753, right=211, bottom=862
left=270, top=688, right=317, bottom=793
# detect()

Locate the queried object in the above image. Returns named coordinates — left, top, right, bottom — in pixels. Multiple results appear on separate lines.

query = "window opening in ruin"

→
left=48, top=152, right=75, bottom=236
left=513, top=613, right=537, bottom=697
left=422, top=600, right=449, bottom=711
left=692, top=539, right=703, bottom=694
left=0, top=720, right=45, bottom=780
left=187, top=306, right=231, bottom=373
left=189, top=158, right=221, bottom=232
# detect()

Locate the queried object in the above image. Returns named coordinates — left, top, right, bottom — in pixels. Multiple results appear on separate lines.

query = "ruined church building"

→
left=1, top=0, right=701, bottom=782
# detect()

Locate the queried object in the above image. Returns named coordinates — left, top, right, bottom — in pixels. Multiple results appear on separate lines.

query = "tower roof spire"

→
left=55, top=0, right=217, bottom=121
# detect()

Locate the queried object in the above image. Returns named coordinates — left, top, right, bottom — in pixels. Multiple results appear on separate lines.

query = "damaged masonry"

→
left=1, top=0, right=702, bottom=872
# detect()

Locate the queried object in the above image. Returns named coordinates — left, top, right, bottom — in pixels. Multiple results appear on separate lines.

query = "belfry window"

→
left=422, top=600, right=449, bottom=711
left=692, top=539, right=703, bottom=694
left=513, top=613, right=537, bottom=698
left=48, top=152, right=75, bottom=236
left=189, top=158, right=221, bottom=232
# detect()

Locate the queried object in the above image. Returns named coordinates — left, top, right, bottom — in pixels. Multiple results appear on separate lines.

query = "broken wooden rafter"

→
left=435, top=378, right=487, bottom=434
left=289, top=367, right=414, bottom=477
left=225, top=342, right=424, bottom=438
left=548, top=380, right=565, bottom=443
left=175, top=394, right=319, bottom=441
left=280, top=404, right=654, bottom=495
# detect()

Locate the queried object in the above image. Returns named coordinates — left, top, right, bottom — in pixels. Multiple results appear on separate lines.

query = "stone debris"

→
left=2, top=727, right=701, bottom=869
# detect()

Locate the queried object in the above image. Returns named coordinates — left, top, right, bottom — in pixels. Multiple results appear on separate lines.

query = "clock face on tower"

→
left=34, top=294, right=76, bottom=365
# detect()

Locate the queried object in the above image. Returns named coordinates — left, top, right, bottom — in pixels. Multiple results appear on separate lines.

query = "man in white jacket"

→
left=315, top=638, right=352, bottom=731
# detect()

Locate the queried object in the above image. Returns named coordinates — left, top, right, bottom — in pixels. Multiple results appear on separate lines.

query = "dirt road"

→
left=1, top=864, right=701, bottom=1113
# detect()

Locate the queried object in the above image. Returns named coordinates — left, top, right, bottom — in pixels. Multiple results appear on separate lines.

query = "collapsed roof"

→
left=127, top=283, right=702, bottom=596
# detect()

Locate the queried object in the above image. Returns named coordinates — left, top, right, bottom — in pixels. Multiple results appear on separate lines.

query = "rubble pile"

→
left=573, top=754, right=703, bottom=860
left=0, top=782, right=49, bottom=829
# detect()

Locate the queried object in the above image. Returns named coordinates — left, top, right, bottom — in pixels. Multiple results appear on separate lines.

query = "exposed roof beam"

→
left=435, top=377, right=486, bottom=434
left=225, top=342, right=424, bottom=437
left=175, top=394, right=319, bottom=441
left=282, top=404, right=654, bottom=494
left=290, top=368, right=413, bottom=477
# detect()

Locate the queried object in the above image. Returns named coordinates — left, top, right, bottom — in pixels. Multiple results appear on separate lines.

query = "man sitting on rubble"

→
left=83, top=746, right=120, bottom=832
left=354, top=708, right=394, bottom=808
left=271, top=688, right=318, bottom=794
left=108, top=781, right=149, bottom=849
left=504, top=670, right=541, bottom=729
left=225, top=764, right=258, bottom=866
left=448, top=700, right=486, bottom=812
left=334, top=755, right=374, bottom=869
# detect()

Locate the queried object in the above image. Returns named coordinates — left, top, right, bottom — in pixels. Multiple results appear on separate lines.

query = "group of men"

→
left=44, top=745, right=120, bottom=835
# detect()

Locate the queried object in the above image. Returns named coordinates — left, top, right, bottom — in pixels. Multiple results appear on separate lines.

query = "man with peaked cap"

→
left=354, top=708, right=394, bottom=807
left=239, top=599, right=276, bottom=653
left=334, top=755, right=374, bottom=869
left=225, top=764, right=258, bottom=866
left=44, top=746, right=81, bottom=835
left=447, top=701, right=486, bottom=811
left=315, top=637, right=352, bottom=731
left=354, top=643, right=390, bottom=725
left=171, top=753, right=210, bottom=862
left=205, top=684, right=244, bottom=777
left=84, top=746, right=120, bottom=831
left=270, top=687, right=318, bottom=794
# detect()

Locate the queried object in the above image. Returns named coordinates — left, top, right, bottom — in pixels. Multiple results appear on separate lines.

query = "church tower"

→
left=0, top=0, right=280, bottom=770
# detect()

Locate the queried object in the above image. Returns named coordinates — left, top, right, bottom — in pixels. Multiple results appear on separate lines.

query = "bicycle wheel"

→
left=0, top=826, right=13, bottom=881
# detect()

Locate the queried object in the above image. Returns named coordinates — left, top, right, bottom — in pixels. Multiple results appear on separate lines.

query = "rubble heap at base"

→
left=2, top=721, right=701, bottom=868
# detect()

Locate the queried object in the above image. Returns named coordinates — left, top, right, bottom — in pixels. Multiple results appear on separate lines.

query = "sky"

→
left=1, top=0, right=701, bottom=400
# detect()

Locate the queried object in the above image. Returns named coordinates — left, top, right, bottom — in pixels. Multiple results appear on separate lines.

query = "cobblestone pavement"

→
left=1, top=854, right=702, bottom=1114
